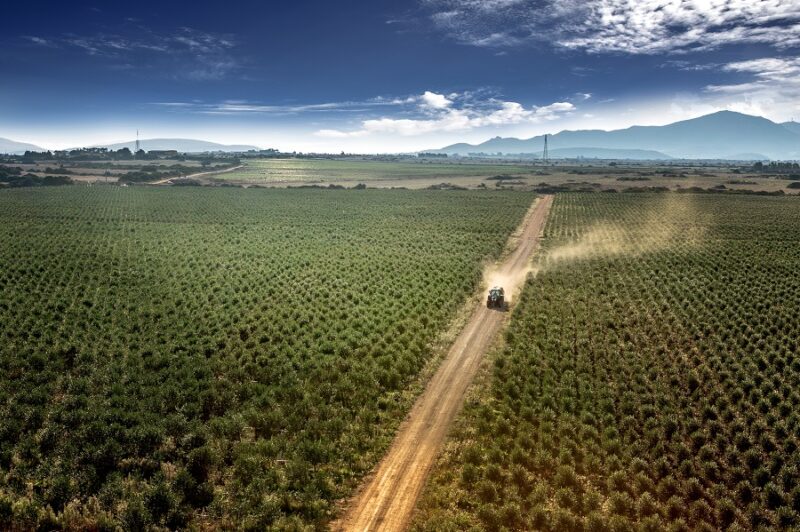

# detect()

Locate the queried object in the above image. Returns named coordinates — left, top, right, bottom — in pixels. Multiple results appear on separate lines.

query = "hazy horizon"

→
left=2, top=1, right=800, bottom=152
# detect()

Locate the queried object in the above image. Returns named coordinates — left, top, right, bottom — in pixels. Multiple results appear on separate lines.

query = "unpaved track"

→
left=151, top=164, right=244, bottom=185
left=333, top=194, right=553, bottom=532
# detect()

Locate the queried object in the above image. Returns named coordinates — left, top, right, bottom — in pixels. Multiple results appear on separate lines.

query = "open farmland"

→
left=209, top=158, right=800, bottom=194
left=0, top=186, right=534, bottom=529
left=414, top=193, right=800, bottom=531
left=212, top=158, right=544, bottom=185
left=4, top=156, right=798, bottom=193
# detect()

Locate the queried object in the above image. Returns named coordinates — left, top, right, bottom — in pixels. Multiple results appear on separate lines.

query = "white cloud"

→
left=701, top=56, right=800, bottom=119
left=420, top=91, right=453, bottom=109
left=150, top=98, right=407, bottom=115
left=24, top=36, right=54, bottom=46
left=315, top=129, right=370, bottom=138
left=153, top=92, right=578, bottom=137
left=723, top=57, right=800, bottom=78
left=424, top=0, right=800, bottom=54
left=24, top=27, right=240, bottom=80
left=314, top=92, right=575, bottom=137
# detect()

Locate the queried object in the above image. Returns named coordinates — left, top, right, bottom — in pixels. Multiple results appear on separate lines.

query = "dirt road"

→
left=333, top=194, right=553, bottom=532
left=151, top=164, right=244, bottom=185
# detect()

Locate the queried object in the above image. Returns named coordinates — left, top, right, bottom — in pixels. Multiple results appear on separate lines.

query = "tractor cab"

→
left=486, top=286, right=507, bottom=310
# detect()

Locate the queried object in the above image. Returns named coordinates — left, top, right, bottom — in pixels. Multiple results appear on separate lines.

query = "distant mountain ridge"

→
left=474, top=147, right=672, bottom=160
left=0, top=137, right=44, bottom=155
left=432, top=111, right=800, bottom=160
left=548, top=147, right=672, bottom=160
left=94, top=138, right=260, bottom=153
left=783, top=121, right=800, bottom=136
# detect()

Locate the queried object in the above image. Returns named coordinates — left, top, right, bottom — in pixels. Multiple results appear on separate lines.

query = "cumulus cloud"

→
left=315, top=92, right=575, bottom=137
left=154, top=91, right=580, bottom=142
left=424, top=0, right=800, bottom=54
left=420, top=91, right=453, bottom=109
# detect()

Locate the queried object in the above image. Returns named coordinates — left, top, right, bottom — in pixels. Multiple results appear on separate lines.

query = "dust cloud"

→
left=542, top=194, right=708, bottom=268
left=483, top=268, right=531, bottom=304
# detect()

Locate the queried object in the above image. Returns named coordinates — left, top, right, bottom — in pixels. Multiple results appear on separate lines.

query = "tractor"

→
left=486, top=286, right=508, bottom=310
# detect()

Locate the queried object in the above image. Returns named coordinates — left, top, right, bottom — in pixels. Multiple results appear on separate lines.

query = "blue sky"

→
left=2, top=0, right=799, bottom=151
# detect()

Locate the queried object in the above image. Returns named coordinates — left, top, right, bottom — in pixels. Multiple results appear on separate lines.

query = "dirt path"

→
left=333, top=194, right=553, bottom=532
left=151, top=164, right=244, bottom=185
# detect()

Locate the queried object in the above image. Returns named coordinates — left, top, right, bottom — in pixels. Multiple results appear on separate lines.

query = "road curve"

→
left=333, top=194, right=553, bottom=532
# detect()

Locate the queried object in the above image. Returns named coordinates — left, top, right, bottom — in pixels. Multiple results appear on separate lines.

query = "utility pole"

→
left=542, top=134, right=549, bottom=165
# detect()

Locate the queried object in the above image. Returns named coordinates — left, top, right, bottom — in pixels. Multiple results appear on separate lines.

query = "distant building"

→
left=417, top=152, right=448, bottom=158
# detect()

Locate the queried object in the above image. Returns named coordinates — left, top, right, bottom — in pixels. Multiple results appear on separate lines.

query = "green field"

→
left=213, top=158, right=541, bottom=184
left=211, top=158, right=800, bottom=195
left=0, top=187, right=533, bottom=529
left=415, top=193, right=800, bottom=530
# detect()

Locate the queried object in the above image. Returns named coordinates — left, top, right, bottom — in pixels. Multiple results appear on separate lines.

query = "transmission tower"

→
left=542, top=134, right=549, bottom=164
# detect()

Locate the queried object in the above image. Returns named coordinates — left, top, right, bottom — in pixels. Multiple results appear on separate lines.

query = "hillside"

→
left=783, top=121, right=800, bottom=136
left=0, top=137, right=44, bottom=155
left=95, top=138, right=260, bottom=153
left=434, top=111, right=800, bottom=160
left=545, top=147, right=672, bottom=160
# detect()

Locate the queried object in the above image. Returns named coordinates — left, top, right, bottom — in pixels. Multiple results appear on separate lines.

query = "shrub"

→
left=609, top=492, right=633, bottom=517
left=764, top=482, right=786, bottom=510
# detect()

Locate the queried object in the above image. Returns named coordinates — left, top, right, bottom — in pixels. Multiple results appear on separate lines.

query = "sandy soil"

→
left=332, top=195, right=553, bottom=532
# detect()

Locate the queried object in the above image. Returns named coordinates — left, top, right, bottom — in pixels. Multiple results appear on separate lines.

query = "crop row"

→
left=0, top=186, right=534, bottom=530
left=415, top=193, right=800, bottom=531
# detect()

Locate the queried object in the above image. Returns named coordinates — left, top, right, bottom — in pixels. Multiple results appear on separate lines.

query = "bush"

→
left=764, top=482, right=786, bottom=510
left=476, top=481, right=497, bottom=504
left=636, top=492, right=659, bottom=519
left=609, top=492, right=634, bottom=517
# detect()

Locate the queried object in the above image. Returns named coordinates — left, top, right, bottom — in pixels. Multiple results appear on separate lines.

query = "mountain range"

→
left=0, top=137, right=260, bottom=155
left=0, top=137, right=44, bottom=155
left=431, top=111, right=800, bottom=160
left=2, top=113, right=800, bottom=159
left=93, top=139, right=260, bottom=153
left=783, top=121, right=800, bottom=136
